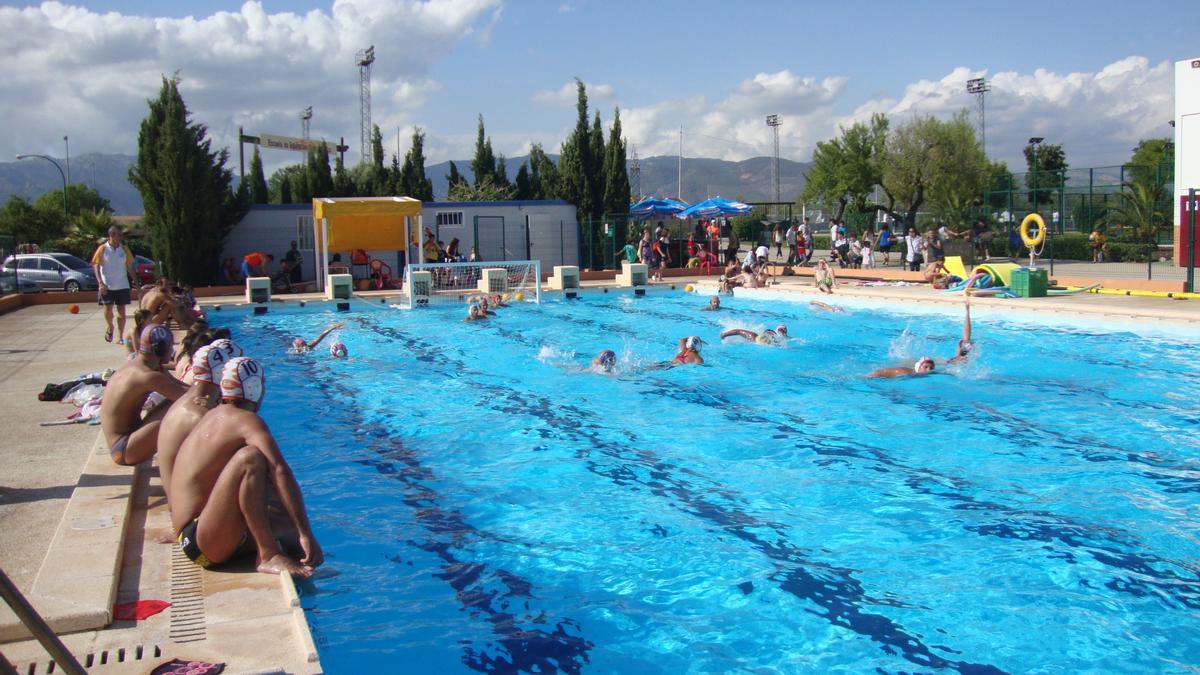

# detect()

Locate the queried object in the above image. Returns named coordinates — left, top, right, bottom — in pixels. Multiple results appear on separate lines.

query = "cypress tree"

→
left=307, top=143, right=334, bottom=198
left=559, top=78, right=592, bottom=219
left=369, top=124, right=386, bottom=194
left=332, top=152, right=353, bottom=197
left=398, top=127, right=434, bottom=201
left=514, top=163, right=532, bottom=200
left=529, top=143, right=559, bottom=200
left=248, top=146, right=269, bottom=204
left=472, top=115, right=497, bottom=187
left=589, top=111, right=606, bottom=219
left=602, top=107, right=631, bottom=219
left=128, top=76, right=243, bottom=284
left=446, top=161, right=466, bottom=191
left=495, top=154, right=509, bottom=188
left=388, top=153, right=402, bottom=196
left=279, top=174, right=293, bottom=204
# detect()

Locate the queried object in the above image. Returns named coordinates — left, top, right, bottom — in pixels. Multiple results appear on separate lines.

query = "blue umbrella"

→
left=629, top=197, right=689, bottom=219
left=674, top=196, right=752, bottom=219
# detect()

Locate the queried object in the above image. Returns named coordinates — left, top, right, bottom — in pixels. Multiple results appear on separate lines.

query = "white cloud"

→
left=841, top=57, right=1173, bottom=168
left=558, top=3, right=575, bottom=13
left=0, top=0, right=500, bottom=169
left=531, top=80, right=615, bottom=107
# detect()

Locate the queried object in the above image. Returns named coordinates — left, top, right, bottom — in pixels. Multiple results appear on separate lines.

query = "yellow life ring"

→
left=1020, top=213, right=1046, bottom=247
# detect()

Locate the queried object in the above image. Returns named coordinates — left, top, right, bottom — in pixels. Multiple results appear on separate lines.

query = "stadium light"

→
left=15, top=153, right=68, bottom=218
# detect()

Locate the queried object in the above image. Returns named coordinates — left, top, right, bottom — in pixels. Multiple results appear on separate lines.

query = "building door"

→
left=474, top=216, right=506, bottom=261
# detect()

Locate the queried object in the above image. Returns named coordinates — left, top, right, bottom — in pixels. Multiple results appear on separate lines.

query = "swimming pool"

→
left=215, top=293, right=1200, bottom=673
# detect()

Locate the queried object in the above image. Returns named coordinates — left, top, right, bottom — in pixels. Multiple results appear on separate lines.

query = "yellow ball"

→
left=684, top=284, right=695, bottom=293
left=514, top=292, right=525, bottom=302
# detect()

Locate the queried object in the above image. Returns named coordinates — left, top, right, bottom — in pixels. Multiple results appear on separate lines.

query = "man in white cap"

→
left=169, top=357, right=323, bottom=577
left=867, top=357, right=935, bottom=379
left=156, top=339, right=242, bottom=499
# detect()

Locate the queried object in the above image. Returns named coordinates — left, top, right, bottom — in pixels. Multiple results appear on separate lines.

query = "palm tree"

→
left=1106, top=174, right=1170, bottom=253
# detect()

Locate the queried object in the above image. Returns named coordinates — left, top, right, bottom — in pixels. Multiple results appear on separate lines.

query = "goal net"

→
left=402, top=260, right=542, bottom=307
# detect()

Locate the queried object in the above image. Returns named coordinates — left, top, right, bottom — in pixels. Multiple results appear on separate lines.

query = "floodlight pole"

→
left=16, top=153, right=68, bottom=219
left=766, top=114, right=781, bottom=204
left=966, top=78, right=991, bottom=157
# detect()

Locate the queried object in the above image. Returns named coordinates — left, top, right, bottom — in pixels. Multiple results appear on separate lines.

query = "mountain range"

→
left=0, top=153, right=810, bottom=215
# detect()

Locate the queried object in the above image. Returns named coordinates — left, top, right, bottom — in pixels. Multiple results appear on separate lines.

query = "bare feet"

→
left=258, top=553, right=313, bottom=578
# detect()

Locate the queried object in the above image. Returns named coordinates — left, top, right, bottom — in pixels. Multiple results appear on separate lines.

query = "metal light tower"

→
left=300, top=106, right=313, bottom=140
left=765, top=114, right=781, bottom=203
left=629, top=144, right=641, bottom=200
left=966, top=77, right=991, bottom=157
left=356, top=45, right=375, bottom=164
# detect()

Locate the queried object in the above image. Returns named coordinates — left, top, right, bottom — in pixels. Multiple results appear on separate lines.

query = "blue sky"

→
left=0, top=0, right=1189, bottom=171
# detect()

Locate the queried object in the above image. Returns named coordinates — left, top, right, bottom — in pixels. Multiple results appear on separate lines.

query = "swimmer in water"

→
left=591, top=349, right=617, bottom=373
left=465, top=304, right=485, bottom=322
left=867, top=356, right=935, bottom=379
left=719, top=325, right=788, bottom=345
left=290, top=323, right=344, bottom=354
left=478, top=297, right=495, bottom=316
left=947, top=296, right=973, bottom=364
left=328, top=342, right=348, bottom=358
left=490, top=294, right=509, bottom=308
left=809, top=300, right=845, bottom=313
left=672, top=336, right=705, bottom=365
left=700, top=295, right=721, bottom=311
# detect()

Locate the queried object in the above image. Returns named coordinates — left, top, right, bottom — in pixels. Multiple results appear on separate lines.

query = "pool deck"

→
left=0, top=277, right=1195, bottom=671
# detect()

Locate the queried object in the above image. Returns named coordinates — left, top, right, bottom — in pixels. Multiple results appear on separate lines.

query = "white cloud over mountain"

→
left=0, top=1, right=1174, bottom=178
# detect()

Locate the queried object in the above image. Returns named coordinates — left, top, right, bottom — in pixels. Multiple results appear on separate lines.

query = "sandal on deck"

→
left=104, top=327, right=113, bottom=343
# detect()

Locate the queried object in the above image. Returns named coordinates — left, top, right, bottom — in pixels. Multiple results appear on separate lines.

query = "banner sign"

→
left=258, top=133, right=332, bottom=153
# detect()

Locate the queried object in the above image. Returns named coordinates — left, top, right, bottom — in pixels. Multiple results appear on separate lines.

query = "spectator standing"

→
left=91, top=226, right=138, bottom=345
left=849, top=234, right=864, bottom=268
left=925, top=229, right=945, bottom=263
left=904, top=227, right=925, bottom=272
left=971, top=218, right=990, bottom=261
left=773, top=224, right=783, bottom=259
left=877, top=225, right=895, bottom=266
left=285, top=240, right=303, bottom=283
left=800, top=217, right=814, bottom=264
left=785, top=221, right=799, bottom=264
left=861, top=238, right=875, bottom=269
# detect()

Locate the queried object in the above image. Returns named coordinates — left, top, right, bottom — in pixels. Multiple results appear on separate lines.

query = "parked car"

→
left=135, top=255, right=158, bottom=285
left=0, top=270, right=40, bottom=294
left=1, top=253, right=99, bottom=292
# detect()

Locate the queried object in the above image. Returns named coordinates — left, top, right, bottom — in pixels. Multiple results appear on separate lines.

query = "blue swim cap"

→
left=138, top=324, right=173, bottom=360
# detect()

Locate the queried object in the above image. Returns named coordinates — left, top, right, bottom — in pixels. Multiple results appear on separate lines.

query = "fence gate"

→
left=474, top=215, right=506, bottom=261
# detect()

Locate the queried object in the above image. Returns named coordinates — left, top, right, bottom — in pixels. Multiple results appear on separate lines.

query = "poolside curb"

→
left=0, top=431, right=135, bottom=642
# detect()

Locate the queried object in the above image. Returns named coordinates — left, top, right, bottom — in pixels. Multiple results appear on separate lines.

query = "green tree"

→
left=0, top=195, right=59, bottom=244
left=801, top=113, right=888, bottom=222
left=332, top=152, right=354, bottom=197
left=49, top=208, right=117, bottom=259
left=368, top=124, right=386, bottom=195
left=514, top=163, right=532, bottom=200
left=601, top=107, right=630, bottom=218
left=881, top=112, right=986, bottom=227
left=1023, top=142, right=1067, bottom=206
left=308, top=142, right=334, bottom=198
left=128, top=76, right=244, bottom=284
left=269, top=164, right=303, bottom=203
left=446, top=161, right=466, bottom=192
left=448, top=177, right=513, bottom=202
left=559, top=79, right=594, bottom=220
left=33, top=183, right=112, bottom=221
left=471, top=115, right=497, bottom=187
left=387, top=153, right=402, bottom=196
left=1126, top=138, right=1174, bottom=186
left=495, top=154, right=509, bottom=188
left=588, top=111, right=606, bottom=219
left=397, top=127, right=434, bottom=200
left=279, top=175, right=293, bottom=204
left=1107, top=172, right=1171, bottom=246
left=985, top=160, right=1014, bottom=209
left=528, top=143, right=559, bottom=199
left=248, top=146, right=269, bottom=204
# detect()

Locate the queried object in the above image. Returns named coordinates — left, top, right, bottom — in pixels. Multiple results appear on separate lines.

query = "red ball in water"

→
left=67, top=304, right=80, bottom=314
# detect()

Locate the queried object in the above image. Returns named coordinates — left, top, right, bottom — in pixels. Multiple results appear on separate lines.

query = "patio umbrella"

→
left=674, top=196, right=752, bottom=219
left=629, top=197, right=689, bottom=219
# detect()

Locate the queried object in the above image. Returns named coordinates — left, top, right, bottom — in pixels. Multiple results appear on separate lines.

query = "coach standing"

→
left=91, top=226, right=137, bottom=345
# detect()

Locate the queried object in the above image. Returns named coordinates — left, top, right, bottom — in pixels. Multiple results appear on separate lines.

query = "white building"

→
left=1176, top=56, right=1200, bottom=266
left=224, top=200, right=579, bottom=280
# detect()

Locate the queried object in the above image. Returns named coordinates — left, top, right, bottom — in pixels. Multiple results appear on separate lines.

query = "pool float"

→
left=1046, top=284, right=1101, bottom=296
left=971, top=263, right=1019, bottom=288
left=1020, top=213, right=1046, bottom=248
left=942, top=256, right=969, bottom=280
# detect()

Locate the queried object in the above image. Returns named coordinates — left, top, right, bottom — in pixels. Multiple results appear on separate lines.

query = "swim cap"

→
left=220, top=357, right=265, bottom=404
left=292, top=337, right=306, bottom=351
left=776, top=325, right=788, bottom=336
left=138, top=324, right=173, bottom=360
left=210, top=338, right=244, bottom=359
left=329, top=342, right=348, bottom=358
left=685, top=336, right=704, bottom=352
left=598, top=349, right=616, bottom=366
left=915, top=357, right=935, bottom=372
left=191, top=344, right=230, bottom=385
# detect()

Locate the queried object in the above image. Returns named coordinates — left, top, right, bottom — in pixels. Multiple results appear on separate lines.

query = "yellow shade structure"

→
left=312, top=196, right=423, bottom=292
left=312, top=196, right=422, bottom=251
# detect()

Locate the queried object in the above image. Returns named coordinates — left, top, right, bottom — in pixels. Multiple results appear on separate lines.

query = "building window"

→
left=435, top=211, right=464, bottom=228
left=297, top=216, right=315, bottom=249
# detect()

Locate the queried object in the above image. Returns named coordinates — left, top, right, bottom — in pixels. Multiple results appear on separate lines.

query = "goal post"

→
left=403, top=260, right=542, bottom=307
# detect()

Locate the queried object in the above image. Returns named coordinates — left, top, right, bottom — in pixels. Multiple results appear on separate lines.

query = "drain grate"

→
left=168, top=546, right=206, bottom=643
left=16, top=644, right=162, bottom=674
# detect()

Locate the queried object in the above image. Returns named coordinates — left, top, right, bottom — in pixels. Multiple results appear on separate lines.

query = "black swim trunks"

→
left=98, top=288, right=131, bottom=306
left=177, top=519, right=212, bottom=568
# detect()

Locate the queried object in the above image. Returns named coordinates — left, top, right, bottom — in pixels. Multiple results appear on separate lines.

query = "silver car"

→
left=2, top=253, right=99, bottom=292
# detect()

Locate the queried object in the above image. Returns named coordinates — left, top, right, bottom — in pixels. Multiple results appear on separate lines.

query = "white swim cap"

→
left=329, top=342, right=348, bottom=358
left=210, top=338, right=244, bottom=359
left=191, top=344, right=230, bottom=385
left=685, top=336, right=704, bottom=351
left=220, top=356, right=265, bottom=404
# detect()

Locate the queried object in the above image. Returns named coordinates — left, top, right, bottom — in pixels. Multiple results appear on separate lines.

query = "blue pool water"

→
left=215, top=293, right=1200, bottom=673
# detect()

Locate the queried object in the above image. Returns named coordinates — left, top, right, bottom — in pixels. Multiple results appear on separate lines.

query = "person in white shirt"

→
left=90, top=227, right=138, bottom=345
left=785, top=222, right=798, bottom=264
left=904, top=228, right=925, bottom=272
